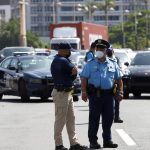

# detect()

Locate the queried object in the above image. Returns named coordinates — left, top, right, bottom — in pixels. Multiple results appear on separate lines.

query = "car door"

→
left=7, top=58, right=20, bottom=91
left=0, top=58, right=12, bottom=92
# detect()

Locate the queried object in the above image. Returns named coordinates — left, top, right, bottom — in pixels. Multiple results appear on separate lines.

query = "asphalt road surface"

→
left=0, top=94, right=150, bottom=150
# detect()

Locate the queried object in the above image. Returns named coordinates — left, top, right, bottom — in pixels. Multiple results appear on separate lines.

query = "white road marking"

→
left=116, top=129, right=136, bottom=146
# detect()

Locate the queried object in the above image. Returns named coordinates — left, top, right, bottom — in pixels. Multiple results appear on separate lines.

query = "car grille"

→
left=131, top=76, right=150, bottom=83
left=42, top=77, right=54, bottom=85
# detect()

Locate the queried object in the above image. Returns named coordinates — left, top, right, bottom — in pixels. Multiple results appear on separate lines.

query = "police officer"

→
left=51, top=42, right=87, bottom=150
left=84, top=42, right=96, bottom=62
left=80, top=39, right=123, bottom=149
left=107, top=46, right=123, bottom=123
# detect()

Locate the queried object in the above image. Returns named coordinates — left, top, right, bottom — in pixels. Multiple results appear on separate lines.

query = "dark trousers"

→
left=114, top=98, right=120, bottom=120
left=88, top=94, right=114, bottom=143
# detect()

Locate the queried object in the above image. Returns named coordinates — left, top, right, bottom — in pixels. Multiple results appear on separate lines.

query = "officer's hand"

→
left=115, top=92, right=123, bottom=102
left=72, top=67, right=78, bottom=75
left=82, top=92, right=88, bottom=102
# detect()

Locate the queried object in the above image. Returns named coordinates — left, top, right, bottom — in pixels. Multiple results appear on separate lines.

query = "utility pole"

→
left=19, top=0, right=27, bottom=46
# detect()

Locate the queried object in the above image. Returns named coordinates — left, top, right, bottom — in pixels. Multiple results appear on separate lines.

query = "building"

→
left=10, top=0, right=150, bottom=41
left=0, top=0, right=11, bottom=22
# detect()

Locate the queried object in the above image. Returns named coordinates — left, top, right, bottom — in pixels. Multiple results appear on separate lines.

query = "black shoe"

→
left=55, top=145, right=68, bottom=150
left=90, top=142, right=101, bottom=149
left=114, top=118, right=123, bottom=123
left=103, top=141, right=118, bottom=148
left=69, top=144, right=88, bottom=150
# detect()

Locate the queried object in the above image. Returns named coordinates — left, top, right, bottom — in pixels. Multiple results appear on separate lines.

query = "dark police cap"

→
left=58, top=42, right=75, bottom=51
left=94, top=39, right=110, bottom=49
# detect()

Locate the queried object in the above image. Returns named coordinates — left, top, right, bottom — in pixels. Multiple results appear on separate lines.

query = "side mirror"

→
left=124, top=62, right=129, bottom=67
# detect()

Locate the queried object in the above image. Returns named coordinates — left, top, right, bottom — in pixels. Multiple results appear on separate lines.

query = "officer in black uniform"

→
left=51, top=42, right=87, bottom=150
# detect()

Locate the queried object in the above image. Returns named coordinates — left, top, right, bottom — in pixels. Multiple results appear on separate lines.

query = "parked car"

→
left=122, top=51, right=150, bottom=98
left=0, top=47, right=35, bottom=62
left=0, top=55, right=80, bottom=102
left=0, top=55, right=53, bottom=101
left=114, top=49, right=131, bottom=75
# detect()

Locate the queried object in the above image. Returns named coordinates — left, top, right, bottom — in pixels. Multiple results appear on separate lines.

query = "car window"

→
left=131, top=53, right=150, bottom=65
left=114, top=52, right=130, bottom=64
left=9, top=58, right=18, bottom=69
left=3, top=49, right=13, bottom=57
left=0, top=58, right=12, bottom=68
left=20, top=57, right=51, bottom=71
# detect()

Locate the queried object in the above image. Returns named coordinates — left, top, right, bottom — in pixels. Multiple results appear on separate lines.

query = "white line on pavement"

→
left=116, top=129, right=136, bottom=146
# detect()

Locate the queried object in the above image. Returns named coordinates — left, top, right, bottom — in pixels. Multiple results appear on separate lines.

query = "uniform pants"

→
left=114, top=98, right=120, bottom=120
left=52, top=89, right=78, bottom=146
left=88, top=94, right=114, bottom=144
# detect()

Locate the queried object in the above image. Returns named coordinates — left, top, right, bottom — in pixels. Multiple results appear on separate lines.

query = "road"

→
left=0, top=95, right=150, bottom=150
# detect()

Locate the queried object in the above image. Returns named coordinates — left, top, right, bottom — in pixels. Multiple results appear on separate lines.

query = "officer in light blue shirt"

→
left=84, top=42, right=96, bottom=62
left=80, top=39, right=123, bottom=149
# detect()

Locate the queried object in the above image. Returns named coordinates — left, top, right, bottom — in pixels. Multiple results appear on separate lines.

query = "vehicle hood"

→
left=23, top=69, right=52, bottom=78
left=129, top=65, right=150, bottom=76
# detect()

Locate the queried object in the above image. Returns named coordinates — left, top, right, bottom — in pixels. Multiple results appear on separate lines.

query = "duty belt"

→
left=54, top=85, right=74, bottom=92
left=87, top=84, right=113, bottom=97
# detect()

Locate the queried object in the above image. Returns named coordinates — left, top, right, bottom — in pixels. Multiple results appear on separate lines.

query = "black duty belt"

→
left=54, top=85, right=74, bottom=92
left=87, top=84, right=113, bottom=97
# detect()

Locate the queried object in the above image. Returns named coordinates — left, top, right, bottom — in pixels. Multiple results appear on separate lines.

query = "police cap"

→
left=58, top=42, right=75, bottom=51
left=94, top=39, right=110, bottom=49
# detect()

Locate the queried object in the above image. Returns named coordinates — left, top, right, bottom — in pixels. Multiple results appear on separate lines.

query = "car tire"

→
left=40, top=96, right=49, bottom=101
left=123, top=91, right=129, bottom=99
left=19, top=80, right=30, bottom=102
left=133, top=92, right=141, bottom=98
left=0, top=93, right=3, bottom=100
left=73, top=96, right=79, bottom=102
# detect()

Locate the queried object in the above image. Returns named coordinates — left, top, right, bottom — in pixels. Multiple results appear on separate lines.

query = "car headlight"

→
left=123, top=69, right=130, bottom=76
left=29, top=78, right=42, bottom=84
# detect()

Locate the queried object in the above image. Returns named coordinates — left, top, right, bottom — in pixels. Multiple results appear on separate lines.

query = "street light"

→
left=19, top=0, right=27, bottom=46
left=121, top=0, right=129, bottom=48
left=53, top=0, right=62, bottom=24
left=144, top=0, right=149, bottom=49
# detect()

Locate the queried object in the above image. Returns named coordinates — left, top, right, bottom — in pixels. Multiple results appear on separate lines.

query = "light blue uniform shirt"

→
left=86, top=51, right=95, bottom=62
left=80, top=57, right=122, bottom=89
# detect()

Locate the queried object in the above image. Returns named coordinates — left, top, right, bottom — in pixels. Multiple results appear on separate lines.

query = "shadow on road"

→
left=0, top=98, right=53, bottom=103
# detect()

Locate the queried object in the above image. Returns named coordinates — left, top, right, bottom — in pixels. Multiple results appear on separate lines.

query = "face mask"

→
left=95, top=51, right=104, bottom=58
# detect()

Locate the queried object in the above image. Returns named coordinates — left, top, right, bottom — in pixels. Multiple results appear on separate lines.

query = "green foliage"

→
left=0, top=19, right=46, bottom=49
left=109, top=10, right=150, bottom=50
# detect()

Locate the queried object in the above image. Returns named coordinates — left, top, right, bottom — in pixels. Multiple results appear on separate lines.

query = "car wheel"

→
left=123, top=91, right=129, bottom=99
left=133, top=92, right=141, bottom=97
left=19, top=80, right=30, bottom=102
left=73, top=96, right=79, bottom=102
left=0, top=93, right=3, bottom=100
left=40, top=96, right=49, bottom=101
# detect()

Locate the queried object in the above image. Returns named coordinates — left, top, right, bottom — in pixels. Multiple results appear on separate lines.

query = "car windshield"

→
left=114, top=52, right=130, bottom=64
left=20, top=56, right=52, bottom=71
left=131, top=53, right=150, bottom=65
left=3, top=47, right=34, bottom=57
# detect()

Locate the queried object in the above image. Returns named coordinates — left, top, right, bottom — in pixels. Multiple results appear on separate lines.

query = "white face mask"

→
left=95, top=51, right=104, bottom=58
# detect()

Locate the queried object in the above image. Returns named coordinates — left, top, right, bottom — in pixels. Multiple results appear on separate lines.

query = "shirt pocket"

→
left=108, top=68, right=115, bottom=79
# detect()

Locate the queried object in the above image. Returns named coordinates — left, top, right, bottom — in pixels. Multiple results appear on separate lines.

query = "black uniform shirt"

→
left=51, top=54, right=77, bottom=88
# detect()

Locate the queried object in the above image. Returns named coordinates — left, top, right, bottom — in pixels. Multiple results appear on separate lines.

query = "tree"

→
left=109, top=10, right=150, bottom=50
left=0, top=19, right=46, bottom=49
